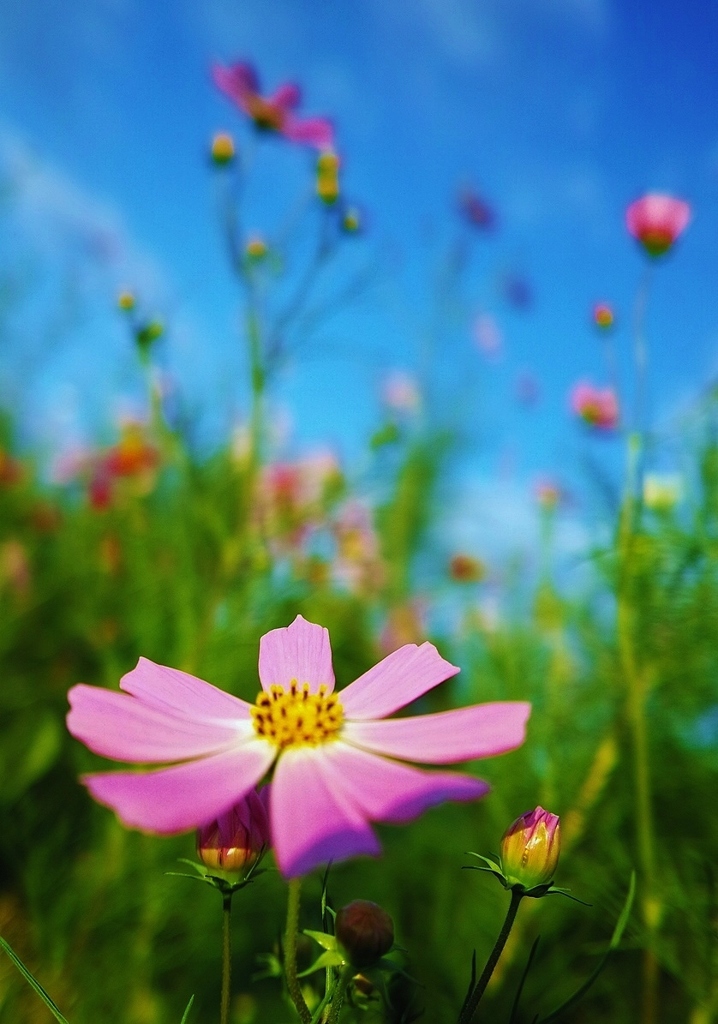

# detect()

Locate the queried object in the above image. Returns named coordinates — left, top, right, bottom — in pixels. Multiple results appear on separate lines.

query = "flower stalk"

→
left=458, top=888, right=524, bottom=1024
left=285, top=878, right=312, bottom=1024
left=220, top=892, right=233, bottom=1024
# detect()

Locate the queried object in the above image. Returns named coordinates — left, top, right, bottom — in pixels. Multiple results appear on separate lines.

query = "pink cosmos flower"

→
left=570, top=381, right=619, bottom=430
left=626, top=193, right=691, bottom=257
left=212, top=62, right=334, bottom=150
left=67, top=616, right=530, bottom=877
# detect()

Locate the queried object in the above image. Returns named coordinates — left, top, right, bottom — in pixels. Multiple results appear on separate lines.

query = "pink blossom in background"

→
left=473, top=313, right=503, bottom=360
left=67, top=615, right=530, bottom=877
left=212, top=61, right=334, bottom=150
left=626, top=193, right=691, bottom=258
left=534, top=477, right=564, bottom=510
left=381, top=370, right=421, bottom=413
left=570, top=381, right=619, bottom=430
left=457, top=186, right=496, bottom=230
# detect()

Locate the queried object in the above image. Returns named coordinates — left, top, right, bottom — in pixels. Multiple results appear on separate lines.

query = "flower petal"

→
left=82, top=741, right=276, bottom=834
left=258, top=615, right=334, bottom=694
left=320, top=742, right=489, bottom=822
left=342, top=702, right=531, bottom=764
left=269, top=82, right=301, bottom=110
left=119, top=658, right=253, bottom=720
left=212, top=62, right=259, bottom=105
left=339, top=643, right=459, bottom=720
left=67, top=684, right=251, bottom=763
left=270, top=747, right=379, bottom=877
left=282, top=116, right=335, bottom=150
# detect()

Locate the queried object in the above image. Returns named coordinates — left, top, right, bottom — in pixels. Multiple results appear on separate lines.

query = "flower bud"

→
left=341, top=207, right=362, bottom=233
left=197, top=789, right=270, bottom=877
left=210, top=132, right=236, bottom=166
left=500, top=807, right=560, bottom=892
left=335, top=900, right=394, bottom=968
left=316, top=151, right=340, bottom=204
left=593, top=303, right=614, bottom=329
left=449, top=553, right=486, bottom=583
left=245, top=235, right=268, bottom=260
left=117, top=290, right=136, bottom=312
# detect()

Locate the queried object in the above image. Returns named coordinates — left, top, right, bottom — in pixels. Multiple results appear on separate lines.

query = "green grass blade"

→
left=0, top=935, right=71, bottom=1024
left=179, top=993, right=195, bottom=1024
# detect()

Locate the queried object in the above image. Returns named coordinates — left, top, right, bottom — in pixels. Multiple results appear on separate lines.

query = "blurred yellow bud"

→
left=316, top=151, right=340, bottom=204
left=245, top=235, right=268, bottom=259
left=117, top=290, right=136, bottom=312
left=211, top=132, right=236, bottom=166
left=643, top=473, right=682, bottom=512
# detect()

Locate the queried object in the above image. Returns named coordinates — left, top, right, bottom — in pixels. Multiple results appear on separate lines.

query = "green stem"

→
left=285, top=878, right=311, bottom=1024
left=617, top=490, right=660, bottom=1024
left=324, top=964, right=354, bottom=1024
left=632, top=264, right=654, bottom=441
left=459, top=889, right=524, bottom=1023
left=220, top=893, right=233, bottom=1024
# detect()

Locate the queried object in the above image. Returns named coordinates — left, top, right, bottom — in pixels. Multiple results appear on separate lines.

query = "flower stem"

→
left=285, top=878, right=311, bottom=1024
left=617, top=487, right=660, bottom=1024
left=220, top=892, right=233, bottom=1024
left=459, top=888, right=524, bottom=1023
left=632, top=264, right=654, bottom=442
left=324, top=964, right=354, bottom=1024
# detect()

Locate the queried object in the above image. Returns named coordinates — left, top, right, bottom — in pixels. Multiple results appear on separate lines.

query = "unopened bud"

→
left=211, top=132, right=236, bottom=166
left=117, top=290, right=136, bottom=312
left=341, top=207, right=361, bottom=233
left=593, top=303, right=615, bottom=330
left=316, top=151, right=340, bottom=205
left=197, top=790, right=270, bottom=877
left=335, top=900, right=394, bottom=968
left=500, top=806, right=561, bottom=892
left=245, top=235, right=268, bottom=260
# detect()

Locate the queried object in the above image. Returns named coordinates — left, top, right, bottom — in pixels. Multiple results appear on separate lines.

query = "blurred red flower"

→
left=626, top=193, right=691, bottom=257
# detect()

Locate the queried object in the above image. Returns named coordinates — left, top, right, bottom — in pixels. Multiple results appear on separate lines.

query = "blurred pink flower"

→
left=67, top=615, right=530, bottom=877
left=570, top=381, right=619, bottom=430
left=473, top=314, right=503, bottom=360
left=382, top=371, right=421, bottom=413
left=534, top=477, right=563, bottom=510
left=212, top=62, right=334, bottom=150
left=457, top=186, right=496, bottom=230
left=626, top=193, right=691, bottom=257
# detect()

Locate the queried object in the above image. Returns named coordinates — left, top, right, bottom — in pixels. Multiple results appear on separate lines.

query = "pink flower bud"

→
left=626, top=193, right=691, bottom=258
left=335, top=900, right=394, bottom=968
left=197, top=789, right=270, bottom=876
left=500, top=806, right=561, bottom=890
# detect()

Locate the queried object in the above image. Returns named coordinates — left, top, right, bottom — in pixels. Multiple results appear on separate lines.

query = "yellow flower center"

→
left=251, top=682, right=344, bottom=749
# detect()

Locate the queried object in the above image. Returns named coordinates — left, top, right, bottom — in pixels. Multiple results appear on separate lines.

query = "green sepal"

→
left=166, top=851, right=266, bottom=895
left=297, top=949, right=346, bottom=977
left=304, top=929, right=339, bottom=952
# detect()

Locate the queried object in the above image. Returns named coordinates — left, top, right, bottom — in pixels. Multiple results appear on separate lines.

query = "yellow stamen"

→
left=251, top=681, right=344, bottom=749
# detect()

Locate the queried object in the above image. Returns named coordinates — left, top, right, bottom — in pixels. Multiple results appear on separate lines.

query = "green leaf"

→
left=609, top=871, right=636, bottom=949
left=179, top=994, right=194, bottom=1024
left=0, top=935, right=70, bottom=1024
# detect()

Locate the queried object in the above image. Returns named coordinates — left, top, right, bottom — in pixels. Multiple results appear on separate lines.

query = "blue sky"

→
left=0, top=0, right=717, bottom=557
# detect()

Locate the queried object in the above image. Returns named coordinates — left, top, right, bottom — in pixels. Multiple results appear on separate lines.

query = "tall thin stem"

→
left=459, top=889, right=524, bottom=1024
left=324, top=964, right=354, bottom=1024
left=632, top=264, right=654, bottom=443
left=285, top=878, right=311, bottom=1024
left=617, top=486, right=660, bottom=1024
left=220, top=893, right=233, bottom=1024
